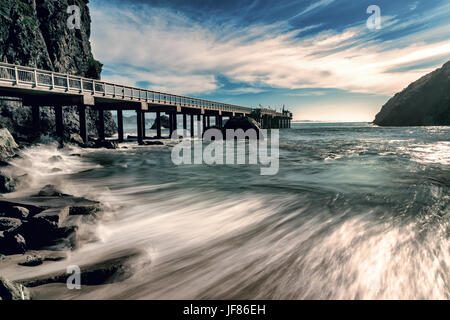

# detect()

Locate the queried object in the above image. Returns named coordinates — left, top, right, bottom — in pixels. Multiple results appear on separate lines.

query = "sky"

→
left=88, top=0, right=450, bottom=121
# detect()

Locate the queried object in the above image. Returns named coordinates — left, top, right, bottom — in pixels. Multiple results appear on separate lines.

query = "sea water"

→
left=3, top=122, right=449, bottom=299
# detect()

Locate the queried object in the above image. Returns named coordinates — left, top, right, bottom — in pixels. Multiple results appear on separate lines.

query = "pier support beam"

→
left=54, top=106, right=63, bottom=142
left=169, top=112, right=174, bottom=137
left=78, top=105, right=88, bottom=143
left=174, top=113, right=178, bottom=131
left=183, top=113, right=187, bottom=131
left=117, top=109, right=124, bottom=142
left=190, top=114, right=194, bottom=138
left=202, top=114, right=207, bottom=134
left=142, top=112, right=146, bottom=139
left=98, top=108, right=105, bottom=141
left=156, top=112, right=161, bottom=138
left=136, top=109, right=143, bottom=144
left=215, top=115, right=221, bottom=128
left=207, top=116, right=210, bottom=128
left=197, top=114, right=201, bottom=138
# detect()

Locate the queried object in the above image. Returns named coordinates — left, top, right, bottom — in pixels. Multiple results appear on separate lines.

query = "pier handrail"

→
left=0, top=62, right=289, bottom=117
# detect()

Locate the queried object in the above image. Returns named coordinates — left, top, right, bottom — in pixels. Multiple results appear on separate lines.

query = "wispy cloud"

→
left=90, top=1, right=450, bottom=100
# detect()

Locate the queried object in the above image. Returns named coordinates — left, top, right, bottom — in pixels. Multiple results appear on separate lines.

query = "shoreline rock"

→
left=0, top=185, right=102, bottom=254
left=0, top=276, right=30, bottom=300
left=18, top=249, right=145, bottom=288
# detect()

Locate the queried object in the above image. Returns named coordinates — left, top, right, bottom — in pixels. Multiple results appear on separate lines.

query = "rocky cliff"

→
left=374, top=61, right=450, bottom=126
left=0, top=0, right=116, bottom=142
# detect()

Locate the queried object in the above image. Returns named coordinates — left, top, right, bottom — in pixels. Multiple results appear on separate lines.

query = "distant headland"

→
left=373, top=61, right=450, bottom=126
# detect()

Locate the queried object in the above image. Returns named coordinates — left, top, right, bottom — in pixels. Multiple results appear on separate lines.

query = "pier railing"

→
left=0, top=62, right=289, bottom=117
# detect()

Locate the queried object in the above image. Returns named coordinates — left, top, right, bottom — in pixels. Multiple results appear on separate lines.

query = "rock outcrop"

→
left=0, top=128, right=18, bottom=161
left=0, top=0, right=116, bottom=142
left=374, top=61, right=450, bottom=126
left=150, top=115, right=170, bottom=129
left=0, top=128, right=18, bottom=193
left=0, top=276, right=30, bottom=300
left=221, top=116, right=263, bottom=139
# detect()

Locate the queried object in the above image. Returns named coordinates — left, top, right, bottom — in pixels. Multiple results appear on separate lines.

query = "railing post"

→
left=66, top=75, right=70, bottom=91
left=93, top=80, right=96, bottom=94
left=51, top=72, right=55, bottom=89
left=80, top=78, right=84, bottom=93
left=14, top=66, right=19, bottom=85
left=34, top=69, right=38, bottom=87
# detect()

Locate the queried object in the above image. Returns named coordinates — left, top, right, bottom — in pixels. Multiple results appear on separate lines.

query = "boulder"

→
left=0, top=276, right=30, bottom=300
left=102, top=140, right=119, bottom=150
left=48, top=155, right=63, bottom=163
left=0, top=232, right=27, bottom=254
left=69, top=203, right=101, bottom=216
left=0, top=128, right=18, bottom=161
left=37, top=184, right=67, bottom=197
left=33, top=207, right=70, bottom=228
left=18, top=254, right=43, bottom=267
left=0, top=173, right=16, bottom=193
left=19, top=249, right=145, bottom=287
left=69, top=133, right=84, bottom=146
left=143, top=140, right=164, bottom=146
left=151, top=115, right=170, bottom=129
left=7, top=206, right=30, bottom=219
left=0, top=217, right=22, bottom=232
left=0, top=199, right=44, bottom=217
left=221, top=116, right=263, bottom=139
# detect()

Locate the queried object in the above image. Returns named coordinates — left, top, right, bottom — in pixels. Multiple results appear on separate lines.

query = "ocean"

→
left=4, top=122, right=449, bottom=299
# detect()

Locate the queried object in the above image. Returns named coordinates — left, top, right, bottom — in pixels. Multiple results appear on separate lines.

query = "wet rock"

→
left=57, top=215, right=83, bottom=249
left=6, top=206, right=30, bottom=219
left=0, top=217, right=22, bottom=232
left=0, top=172, right=16, bottom=193
left=43, top=251, right=68, bottom=262
left=69, top=203, right=101, bottom=216
left=143, top=140, right=164, bottom=146
left=0, top=276, right=30, bottom=300
left=48, top=155, right=63, bottom=163
left=95, top=140, right=119, bottom=149
left=33, top=207, right=70, bottom=228
left=0, top=232, right=26, bottom=255
left=82, top=141, right=97, bottom=148
left=0, top=128, right=19, bottom=161
left=37, top=184, right=67, bottom=197
left=0, top=199, right=44, bottom=217
left=18, top=254, right=43, bottom=267
left=222, top=116, right=263, bottom=139
left=19, top=249, right=145, bottom=287
left=151, top=115, right=170, bottom=129
left=70, top=133, right=84, bottom=146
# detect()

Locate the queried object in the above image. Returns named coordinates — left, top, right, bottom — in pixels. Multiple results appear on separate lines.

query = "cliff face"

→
left=374, top=61, right=450, bottom=126
left=0, top=0, right=116, bottom=142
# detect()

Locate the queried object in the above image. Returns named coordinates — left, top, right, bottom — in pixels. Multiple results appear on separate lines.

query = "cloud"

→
left=90, top=2, right=450, bottom=97
left=288, top=0, right=336, bottom=20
